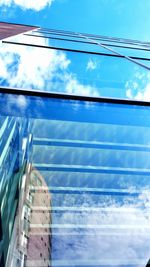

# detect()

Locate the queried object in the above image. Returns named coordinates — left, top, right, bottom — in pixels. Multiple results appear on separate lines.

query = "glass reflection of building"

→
left=25, top=169, right=52, bottom=267
left=0, top=115, right=52, bottom=267
left=0, top=116, right=32, bottom=266
left=1, top=22, right=150, bottom=267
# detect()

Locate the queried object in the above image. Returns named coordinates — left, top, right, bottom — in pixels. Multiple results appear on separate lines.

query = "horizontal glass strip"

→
left=31, top=206, right=149, bottom=212
left=25, top=259, right=146, bottom=267
left=29, top=231, right=150, bottom=236
left=34, top=163, right=150, bottom=175
left=24, top=32, right=150, bottom=53
left=37, top=171, right=150, bottom=190
left=29, top=186, right=142, bottom=196
left=30, top=224, right=150, bottom=229
left=33, top=138, right=150, bottom=151
left=33, top=120, right=150, bottom=146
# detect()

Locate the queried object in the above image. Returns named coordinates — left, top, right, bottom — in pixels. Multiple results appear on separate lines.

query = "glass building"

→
left=1, top=22, right=150, bottom=267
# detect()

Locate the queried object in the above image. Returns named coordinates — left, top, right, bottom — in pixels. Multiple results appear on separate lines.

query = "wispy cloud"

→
left=127, top=83, right=150, bottom=101
left=52, top=191, right=150, bottom=266
left=125, top=70, right=150, bottom=101
left=0, top=0, right=53, bottom=11
left=64, top=74, right=99, bottom=96
left=86, top=59, right=97, bottom=71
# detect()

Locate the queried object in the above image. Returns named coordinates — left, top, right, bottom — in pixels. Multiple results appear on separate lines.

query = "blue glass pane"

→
left=1, top=34, right=150, bottom=100
left=0, top=92, right=150, bottom=266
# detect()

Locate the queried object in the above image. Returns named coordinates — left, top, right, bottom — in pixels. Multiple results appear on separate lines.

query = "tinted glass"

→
left=1, top=34, right=150, bottom=100
left=0, top=91, right=150, bottom=266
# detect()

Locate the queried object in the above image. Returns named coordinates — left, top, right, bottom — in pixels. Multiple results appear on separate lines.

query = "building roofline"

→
left=0, top=21, right=39, bottom=29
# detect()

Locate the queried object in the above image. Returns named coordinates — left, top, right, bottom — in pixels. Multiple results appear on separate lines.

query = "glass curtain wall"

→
left=2, top=25, right=150, bottom=100
left=1, top=24, right=150, bottom=267
left=0, top=90, right=150, bottom=266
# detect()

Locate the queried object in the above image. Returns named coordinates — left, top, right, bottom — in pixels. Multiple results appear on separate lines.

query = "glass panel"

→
left=31, top=30, right=94, bottom=43
left=138, top=59, right=150, bottom=67
left=7, top=33, right=113, bottom=54
left=33, top=30, right=150, bottom=59
left=111, top=45, right=150, bottom=59
left=0, top=91, right=150, bottom=266
left=1, top=36, right=150, bottom=100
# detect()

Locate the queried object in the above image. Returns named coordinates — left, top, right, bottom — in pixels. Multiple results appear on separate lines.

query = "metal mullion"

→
left=1, top=86, right=150, bottom=107
left=24, top=33, right=94, bottom=45
left=35, top=29, right=84, bottom=40
left=39, top=27, right=140, bottom=44
left=30, top=186, right=140, bottom=196
left=34, top=163, right=150, bottom=176
left=36, top=28, right=79, bottom=36
left=75, top=31, right=150, bottom=47
left=79, top=33, right=150, bottom=71
left=38, top=28, right=82, bottom=37
left=33, top=29, right=150, bottom=51
left=3, top=40, right=150, bottom=63
left=24, top=33, right=150, bottom=53
left=59, top=29, right=150, bottom=48
left=36, top=29, right=150, bottom=50
left=33, top=137, right=150, bottom=152
left=38, top=27, right=150, bottom=48
left=88, top=36, right=150, bottom=50
left=39, top=27, right=76, bottom=34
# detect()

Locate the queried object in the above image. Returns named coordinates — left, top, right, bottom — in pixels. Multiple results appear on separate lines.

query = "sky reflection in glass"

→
left=1, top=30, right=150, bottom=101
left=0, top=91, right=150, bottom=266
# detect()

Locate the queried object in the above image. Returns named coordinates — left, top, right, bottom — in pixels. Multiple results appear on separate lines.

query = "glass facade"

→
left=1, top=23, right=150, bottom=267
left=1, top=24, right=150, bottom=100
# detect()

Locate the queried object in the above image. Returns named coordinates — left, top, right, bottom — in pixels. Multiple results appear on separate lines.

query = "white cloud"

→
left=0, top=37, right=70, bottom=90
left=133, top=83, right=150, bottom=101
left=125, top=71, right=150, bottom=101
left=135, top=84, right=150, bottom=101
left=86, top=59, right=97, bottom=71
left=64, top=74, right=99, bottom=97
left=126, top=88, right=133, bottom=99
left=0, top=0, right=53, bottom=11
left=54, top=191, right=150, bottom=266
left=0, top=34, right=100, bottom=97
left=0, top=57, right=8, bottom=78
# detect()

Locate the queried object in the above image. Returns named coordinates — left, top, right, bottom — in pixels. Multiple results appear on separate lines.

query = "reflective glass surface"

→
left=1, top=34, right=150, bottom=100
left=0, top=91, right=150, bottom=266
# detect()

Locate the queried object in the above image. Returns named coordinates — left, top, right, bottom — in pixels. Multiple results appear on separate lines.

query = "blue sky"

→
left=0, top=0, right=150, bottom=41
